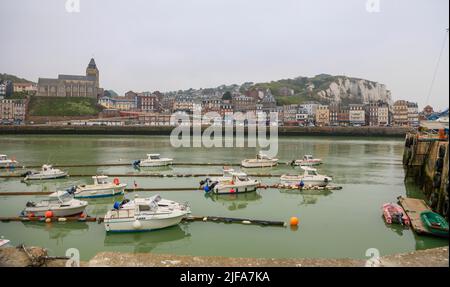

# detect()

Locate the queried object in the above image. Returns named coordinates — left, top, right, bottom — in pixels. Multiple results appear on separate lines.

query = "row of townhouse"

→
left=0, top=98, right=28, bottom=124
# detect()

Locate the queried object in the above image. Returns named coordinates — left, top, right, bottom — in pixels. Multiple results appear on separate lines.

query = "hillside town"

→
left=1, top=59, right=446, bottom=127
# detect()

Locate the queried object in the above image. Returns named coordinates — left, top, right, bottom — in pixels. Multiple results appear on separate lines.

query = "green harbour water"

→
left=0, top=135, right=447, bottom=260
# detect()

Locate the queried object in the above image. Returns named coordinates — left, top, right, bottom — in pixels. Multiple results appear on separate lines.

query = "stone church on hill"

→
left=37, top=58, right=102, bottom=98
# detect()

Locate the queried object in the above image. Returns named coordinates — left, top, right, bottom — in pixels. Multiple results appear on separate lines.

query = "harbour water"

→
left=0, top=135, right=447, bottom=260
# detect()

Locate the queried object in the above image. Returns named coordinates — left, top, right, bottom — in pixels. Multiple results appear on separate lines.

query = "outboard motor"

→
left=204, top=181, right=219, bottom=193
left=26, top=201, right=36, bottom=207
left=21, top=170, right=32, bottom=177
left=66, top=186, right=76, bottom=195
left=199, top=178, right=211, bottom=188
left=132, top=160, right=141, bottom=168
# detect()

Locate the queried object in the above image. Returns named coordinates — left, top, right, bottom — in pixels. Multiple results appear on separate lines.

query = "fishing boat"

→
left=382, top=203, right=410, bottom=226
left=202, top=172, right=260, bottom=194
left=104, top=195, right=190, bottom=233
left=241, top=152, right=278, bottom=168
left=21, top=190, right=88, bottom=217
left=71, top=176, right=127, bottom=199
left=280, top=166, right=332, bottom=187
left=199, top=166, right=234, bottom=187
left=420, top=210, right=449, bottom=238
left=0, top=154, right=18, bottom=168
left=292, top=155, right=322, bottom=166
left=133, top=154, right=173, bottom=167
left=23, top=164, right=68, bottom=180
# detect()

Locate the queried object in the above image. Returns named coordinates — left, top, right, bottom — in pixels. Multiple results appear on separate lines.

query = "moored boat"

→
left=71, top=176, right=127, bottom=199
left=280, top=166, right=332, bottom=187
left=202, top=172, right=260, bottom=194
left=292, top=155, right=322, bottom=166
left=241, top=152, right=278, bottom=168
left=133, top=154, right=173, bottom=167
left=21, top=190, right=88, bottom=217
left=382, top=203, right=410, bottom=226
left=23, top=164, right=68, bottom=180
left=420, top=210, right=449, bottom=238
left=104, top=195, right=190, bottom=233
left=0, top=154, right=18, bottom=168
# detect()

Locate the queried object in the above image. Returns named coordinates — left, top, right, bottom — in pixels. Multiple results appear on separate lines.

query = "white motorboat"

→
left=23, top=164, right=68, bottom=180
left=21, top=190, right=88, bottom=217
left=199, top=166, right=234, bottom=187
left=133, top=154, right=173, bottom=167
left=0, top=154, right=18, bottom=168
left=71, top=176, right=127, bottom=199
left=280, top=166, right=332, bottom=187
left=292, top=155, right=322, bottom=166
left=202, top=172, right=260, bottom=194
left=241, top=152, right=278, bottom=168
left=104, top=195, right=190, bottom=233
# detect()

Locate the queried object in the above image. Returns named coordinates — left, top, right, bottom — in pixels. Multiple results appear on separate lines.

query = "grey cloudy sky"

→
left=1, top=0, right=448, bottom=109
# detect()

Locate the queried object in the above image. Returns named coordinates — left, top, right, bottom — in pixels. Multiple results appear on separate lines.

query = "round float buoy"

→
left=113, top=178, right=120, bottom=185
left=132, top=220, right=142, bottom=230
left=290, top=216, right=299, bottom=226
left=45, top=211, right=53, bottom=218
left=45, top=218, right=51, bottom=223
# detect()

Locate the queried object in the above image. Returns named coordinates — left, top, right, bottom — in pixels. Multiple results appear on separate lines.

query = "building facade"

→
left=0, top=80, right=13, bottom=98
left=392, top=100, right=409, bottom=126
left=37, top=58, right=101, bottom=98
left=349, top=104, right=365, bottom=126
left=407, top=101, right=419, bottom=127
left=315, top=105, right=330, bottom=126
left=0, top=98, right=27, bottom=124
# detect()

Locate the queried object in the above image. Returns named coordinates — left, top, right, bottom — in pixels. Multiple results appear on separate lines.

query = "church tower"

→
left=86, top=58, right=99, bottom=88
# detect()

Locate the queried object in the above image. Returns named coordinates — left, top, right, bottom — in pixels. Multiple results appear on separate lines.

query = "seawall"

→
left=403, top=132, right=449, bottom=219
left=0, top=125, right=411, bottom=137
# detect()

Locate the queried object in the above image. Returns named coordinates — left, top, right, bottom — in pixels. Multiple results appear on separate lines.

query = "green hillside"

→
left=28, top=97, right=103, bottom=117
left=0, top=73, right=35, bottom=83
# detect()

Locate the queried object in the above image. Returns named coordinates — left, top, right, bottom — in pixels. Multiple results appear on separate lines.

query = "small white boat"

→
left=280, top=166, right=332, bottom=187
left=21, top=190, right=88, bottom=217
left=241, top=152, right=278, bottom=168
left=133, top=154, right=173, bottom=167
left=72, top=176, right=127, bottom=199
left=203, top=172, right=260, bottom=194
left=199, top=166, right=234, bottom=187
left=104, top=195, right=190, bottom=233
left=23, top=164, right=68, bottom=180
left=292, top=155, right=322, bottom=166
left=0, top=154, right=18, bottom=168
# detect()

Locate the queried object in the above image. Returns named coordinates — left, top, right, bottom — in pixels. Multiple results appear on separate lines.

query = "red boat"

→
left=382, top=203, right=411, bottom=226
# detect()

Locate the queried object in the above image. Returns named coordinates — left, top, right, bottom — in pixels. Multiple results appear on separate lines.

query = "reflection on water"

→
left=279, top=188, right=332, bottom=206
left=383, top=220, right=409, bottom=237
left=132, top=165, right=174, bottom=174
left=22, top=221, right=90, bottom=245
left=204, top=191, right=263, bottom=211
left=104, top=224, right=191, bottom=253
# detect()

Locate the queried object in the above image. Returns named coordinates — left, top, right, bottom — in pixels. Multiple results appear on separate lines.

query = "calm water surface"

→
left=0, top=135, right=447, bottom=260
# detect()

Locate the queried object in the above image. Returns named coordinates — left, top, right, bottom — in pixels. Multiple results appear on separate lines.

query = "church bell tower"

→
left=86, top=58, right=99, bottom=88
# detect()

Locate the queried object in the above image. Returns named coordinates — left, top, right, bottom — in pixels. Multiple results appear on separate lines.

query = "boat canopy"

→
left=304, top=155, right=313, bottom=159
left=147, top=153, right=161, bottom=157
left=0, top=154, right=7, bottom=158
left=93, top=175, right=109, bottom=184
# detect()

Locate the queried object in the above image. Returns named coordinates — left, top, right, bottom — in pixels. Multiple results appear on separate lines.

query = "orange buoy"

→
left=113, top=178, right=120, bottom=185
left=438, top=129, right=446, bottom=140
left=27, top=213, right=35, bottom=219
left=290, top=216, right=299, bottom=226
left=45, top=210, right=53, bottom=218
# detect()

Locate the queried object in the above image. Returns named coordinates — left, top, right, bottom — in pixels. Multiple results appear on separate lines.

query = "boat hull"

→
left=139, top=160, right=173, bottom=167
left=241, top=159, right=278, bottom=168
left=104, top=213, right=186, bottom=232
left=213, top=183, right=259, bottom=194
left=24, top=204, right=87, bottom=217
left=280, top=176, right=330, bottom=187
left=24, top=172, right=68, bottom=180
left=0, top=161, right=18, bottom=168
left=74, top=184, right=126, bottom=199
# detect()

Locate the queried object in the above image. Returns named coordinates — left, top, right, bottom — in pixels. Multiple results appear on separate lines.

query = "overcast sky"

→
left=1, top=0, right=448, bottom=109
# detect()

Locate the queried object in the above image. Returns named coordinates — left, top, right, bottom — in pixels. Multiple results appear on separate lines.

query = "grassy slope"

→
left=28, top=97, right=102, bottom=116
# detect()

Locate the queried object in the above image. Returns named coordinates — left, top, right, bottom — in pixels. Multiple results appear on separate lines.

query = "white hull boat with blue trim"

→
left=104, top=195, right=190, bottom=233
left=72, top=176, right=127, bottom=198
left=202, top=172, right=260, bottom=194
left=280, top=166, right=332, bottom=187
left=23, top=164, right=68, bottom=180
